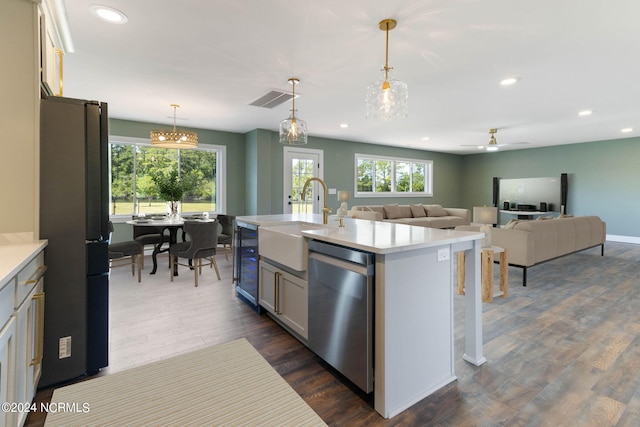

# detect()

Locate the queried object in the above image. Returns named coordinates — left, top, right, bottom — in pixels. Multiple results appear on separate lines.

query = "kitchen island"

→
left=236, top=214, right=485, bottom=418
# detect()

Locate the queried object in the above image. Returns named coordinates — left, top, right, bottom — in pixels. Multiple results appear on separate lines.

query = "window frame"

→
left=354, top=153, right=433, bottom=198
left=108, top=136, right=226, bottom=221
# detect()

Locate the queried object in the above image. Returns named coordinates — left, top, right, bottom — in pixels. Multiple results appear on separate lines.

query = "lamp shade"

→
left=473, top=206, right=497, bottom=225
left=337, top=190, right=351, bottom=202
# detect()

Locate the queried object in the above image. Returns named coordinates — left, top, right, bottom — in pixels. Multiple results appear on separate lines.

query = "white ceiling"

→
left=59, top=0, right=640, bottom=154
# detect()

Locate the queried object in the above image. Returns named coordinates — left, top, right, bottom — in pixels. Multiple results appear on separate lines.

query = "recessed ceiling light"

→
left=339, top=123, right=349, bottom=128
left=500, top=77, right=518, bottom=86
left=578, top=110, right=593, bottom=116
left=621, top=127, right=633, bottom=133
left=90, top=5, right=128, bottom=23
left=421, top=137, right=429, bottom=141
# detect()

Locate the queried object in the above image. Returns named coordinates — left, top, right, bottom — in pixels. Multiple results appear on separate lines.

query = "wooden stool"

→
left=457, top=246, right=508, bottom=302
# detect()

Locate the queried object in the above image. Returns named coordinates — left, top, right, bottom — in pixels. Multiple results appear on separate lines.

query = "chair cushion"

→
left=135, top=234, right=170, bottom=245
left=109, top=241, right=142, bottom=258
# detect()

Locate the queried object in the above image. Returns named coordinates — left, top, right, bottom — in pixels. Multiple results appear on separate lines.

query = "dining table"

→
left=125, top=216, right=216, bottom=275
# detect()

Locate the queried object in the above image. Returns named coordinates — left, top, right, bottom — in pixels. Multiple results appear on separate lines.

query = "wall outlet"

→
left=437, top=248, right=450, bottom=262
left=59, top=336, right=71, bottom=359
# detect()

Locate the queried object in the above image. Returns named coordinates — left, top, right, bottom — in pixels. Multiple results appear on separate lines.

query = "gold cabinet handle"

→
left=25, top=265, right=48, bottom=285
left=274, top=272, right=281, bottom=314
left=30, top=292, right=45, bottom=366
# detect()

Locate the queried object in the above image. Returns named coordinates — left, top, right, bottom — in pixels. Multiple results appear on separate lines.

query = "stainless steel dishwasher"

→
left=307, top=240, right=375, bottom=393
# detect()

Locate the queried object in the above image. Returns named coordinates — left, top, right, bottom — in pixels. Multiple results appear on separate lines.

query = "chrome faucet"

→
left=302, top=177, right=331, bottom=224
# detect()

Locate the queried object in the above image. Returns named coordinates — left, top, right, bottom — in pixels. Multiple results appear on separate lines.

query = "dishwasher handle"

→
left=308, top=240, right=374, bottom=266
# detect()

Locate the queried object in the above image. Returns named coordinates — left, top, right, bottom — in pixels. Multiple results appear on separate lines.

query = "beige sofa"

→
left=457, top=215, right=606, bottom=286
left=350, top=204, right=470, bottom=229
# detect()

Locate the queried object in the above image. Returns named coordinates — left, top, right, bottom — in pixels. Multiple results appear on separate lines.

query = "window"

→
left=355, top=154, right=432, bottom=197
left=109, top=136, right=226, bottom=217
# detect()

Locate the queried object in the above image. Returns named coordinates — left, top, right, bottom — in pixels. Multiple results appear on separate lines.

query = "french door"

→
left=283, top=147, right=323, bottom=214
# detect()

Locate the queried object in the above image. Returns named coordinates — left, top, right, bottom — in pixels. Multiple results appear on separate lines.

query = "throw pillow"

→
left=536, top=215, right=554, bottom=220
left=383, top=204, right=403, bottom=219
left=505, top=219, right=519, bottom=229
left=410, top=204, right=427, bottom=217
left=425, top=204, right=447, bottom=217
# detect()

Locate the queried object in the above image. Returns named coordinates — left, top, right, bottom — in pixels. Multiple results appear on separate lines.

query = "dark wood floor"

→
left=27, top=242, right=640, bottom=426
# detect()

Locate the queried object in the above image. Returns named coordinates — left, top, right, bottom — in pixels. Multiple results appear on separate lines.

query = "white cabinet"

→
left=14, top=276, right=45, bottom=427
left=258, top=261, right=308, bottom=340
left=0, top=242, right=46, bottom=427
left=0, top=317, right=17, bottom=427
left=39, top=1, right=64, bottom=96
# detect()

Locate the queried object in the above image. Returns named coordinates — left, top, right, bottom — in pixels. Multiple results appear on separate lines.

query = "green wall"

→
left=461, top=137, right=640, bottom=237
left=109, top=118, right=640, bottom=239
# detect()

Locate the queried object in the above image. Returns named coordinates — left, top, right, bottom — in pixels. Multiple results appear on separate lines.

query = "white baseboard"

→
left=606, top=234, right=640, bottom=245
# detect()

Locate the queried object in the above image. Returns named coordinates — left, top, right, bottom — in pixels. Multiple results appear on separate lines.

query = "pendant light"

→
left=150, top=104, right=198, bottom=149
left=279, top=78, right=308, bottom=145
left=365, top=19, right=408, bottom=121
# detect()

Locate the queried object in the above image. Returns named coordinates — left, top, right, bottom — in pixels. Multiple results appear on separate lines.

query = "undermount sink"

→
left=258, top=222, right=329, bottom=271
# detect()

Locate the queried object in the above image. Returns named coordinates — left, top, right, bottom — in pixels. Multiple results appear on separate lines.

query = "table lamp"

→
left=473, top=206, right=498, bottom=247
left=337, top=191, right=350, bottom=217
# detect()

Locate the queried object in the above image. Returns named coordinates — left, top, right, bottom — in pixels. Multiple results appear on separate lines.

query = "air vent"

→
left=249, top=90, right=295, bottom=109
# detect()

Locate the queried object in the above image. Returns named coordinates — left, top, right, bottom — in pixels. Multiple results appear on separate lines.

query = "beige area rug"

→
left=45, top=338, right=326, bottom=427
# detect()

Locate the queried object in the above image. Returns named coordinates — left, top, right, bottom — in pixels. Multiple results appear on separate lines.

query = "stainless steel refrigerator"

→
left=39, top=95, right=110, bottom=388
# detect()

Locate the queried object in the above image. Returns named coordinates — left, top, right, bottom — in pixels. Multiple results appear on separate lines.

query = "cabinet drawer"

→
left=16, top=251, right=45, bottom=308
left=0, top=279, right=15, bottom=327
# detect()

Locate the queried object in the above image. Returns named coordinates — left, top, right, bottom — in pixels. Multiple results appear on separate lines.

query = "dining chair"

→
left=216, top=214, right=235, bottom=260
left=108, top=221, right=143, bottom=282
left=169, top=221, right=221, bottom=286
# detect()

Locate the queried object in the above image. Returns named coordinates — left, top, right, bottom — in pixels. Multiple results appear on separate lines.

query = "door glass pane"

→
left=291, top=158, right=314, bottom=213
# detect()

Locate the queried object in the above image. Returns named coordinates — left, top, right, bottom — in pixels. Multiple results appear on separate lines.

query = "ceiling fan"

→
left=463, top=128, right=529, bottom=151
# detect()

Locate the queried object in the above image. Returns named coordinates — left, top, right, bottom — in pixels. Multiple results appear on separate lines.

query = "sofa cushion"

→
left=351, top=210, right=383, bottom=221
left=425, top=204, right=447, bottom=217
left=410, top=204, right=427, bottom=217
left=383, top=204, right=402, bottom=219
left=383, top=204, right=412, bottom=219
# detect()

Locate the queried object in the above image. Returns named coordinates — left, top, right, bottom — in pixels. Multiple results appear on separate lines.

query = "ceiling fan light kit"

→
left=150, top=104, right=198, bottom=149
left=365, top=18, right=408, bottom=121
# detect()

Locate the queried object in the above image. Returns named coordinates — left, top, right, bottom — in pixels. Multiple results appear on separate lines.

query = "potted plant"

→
left=152, top=168, right=192, bottom=219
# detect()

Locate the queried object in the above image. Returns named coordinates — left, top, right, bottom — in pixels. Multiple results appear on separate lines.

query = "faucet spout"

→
left=301, top=177, right=331, bottom=224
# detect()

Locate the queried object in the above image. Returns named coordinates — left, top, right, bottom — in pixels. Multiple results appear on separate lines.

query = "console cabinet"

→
left=258, top=261, right=308, bottom=340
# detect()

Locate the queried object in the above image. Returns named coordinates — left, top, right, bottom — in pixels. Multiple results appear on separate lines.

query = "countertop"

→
left=0, top=234, right=48, bottom=289
left=236, top=214, right=483, bottom=254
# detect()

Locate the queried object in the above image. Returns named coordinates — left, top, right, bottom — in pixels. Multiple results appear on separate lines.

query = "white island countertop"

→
left=236, top=214, right=483, bottom=254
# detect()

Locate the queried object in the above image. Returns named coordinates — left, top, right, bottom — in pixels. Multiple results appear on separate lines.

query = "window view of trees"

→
left=355, top=154, right=432, bottom=196
left=110, top=143, right=219, bottom=216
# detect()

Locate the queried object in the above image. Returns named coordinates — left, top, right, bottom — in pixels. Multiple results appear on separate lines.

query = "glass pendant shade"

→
left=366, top=18, right=408, bottom=121
left=279, top=114, right=308, bottom=145
left=279, top=77, right=308, bottom=145
left=365, top=70, right=409, bottom=121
